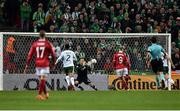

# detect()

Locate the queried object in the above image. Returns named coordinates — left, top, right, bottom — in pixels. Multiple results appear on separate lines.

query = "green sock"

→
left=160, top=73, right=165, bottom=81
left=156, top=75, right=160, bottom=87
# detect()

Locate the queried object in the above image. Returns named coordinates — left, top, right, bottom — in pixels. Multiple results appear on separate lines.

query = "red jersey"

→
left=26, top=38, right=56, bottom=67
left=112, top=51, right=129, bottom=69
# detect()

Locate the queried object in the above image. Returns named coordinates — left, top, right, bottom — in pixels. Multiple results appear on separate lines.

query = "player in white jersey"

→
left=55, top=44, right=77, bottom=90
left=161, top=52, right=175, bottom=89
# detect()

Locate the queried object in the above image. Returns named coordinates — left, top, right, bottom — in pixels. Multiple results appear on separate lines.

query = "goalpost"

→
left=0, top=33, right=3, bottom=91
left=0, top=32, right=171, bottom=90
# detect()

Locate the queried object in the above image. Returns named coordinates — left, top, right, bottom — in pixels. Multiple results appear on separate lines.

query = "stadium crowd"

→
left=1, top=0, right=180, bottom=73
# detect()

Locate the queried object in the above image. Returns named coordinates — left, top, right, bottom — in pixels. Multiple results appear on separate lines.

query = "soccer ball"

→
left=91, top=59, right=97, bottom=64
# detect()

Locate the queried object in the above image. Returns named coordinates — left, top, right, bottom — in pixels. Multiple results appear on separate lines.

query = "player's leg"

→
left=36, top=75, right=46, bottom=100
left=35, top=68, right=44, bottom=100
left=164, top=73, right=174, bottom=90
left=151, top=60, right=161, bottom=89
left=113, top=69, right=123, bottom=90
left=69, top=66, right=75, bottom=90
left=115, top=69, right=128, bottom=90
left=122, top=68, right=130, bottom=90
left=36, top=67, right=49, bottom=100
left=158, top=59, right=165, bottom=89
left=64, top=67, right=71, bottom=89
left=163, top=67, right=169, bottom=89
left=86, top=79, right=98, bottom=91
left=64, top=66, right=75, bottom=91
left=75, top=80, right=84, bottom=91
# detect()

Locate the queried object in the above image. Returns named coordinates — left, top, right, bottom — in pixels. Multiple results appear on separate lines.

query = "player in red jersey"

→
left=112, top=45, right=131, bottom=90
left=24, top=30, right=56, bottom=100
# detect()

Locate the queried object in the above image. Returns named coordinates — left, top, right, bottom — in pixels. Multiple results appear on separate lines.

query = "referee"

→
left=146, top=37, right=165, bottom=89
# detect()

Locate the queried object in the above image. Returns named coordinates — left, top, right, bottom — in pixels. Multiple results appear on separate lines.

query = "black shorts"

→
left=76, top=77, right=91, bottom=84
left=151, top=59, right=163, bottom=74
left=163, top=66, right=168, bottom=74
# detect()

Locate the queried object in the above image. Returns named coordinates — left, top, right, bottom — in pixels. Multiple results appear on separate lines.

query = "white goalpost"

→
left=0, top=33, right=3, bottom=91
left=0, top=32, right=172, bottom=91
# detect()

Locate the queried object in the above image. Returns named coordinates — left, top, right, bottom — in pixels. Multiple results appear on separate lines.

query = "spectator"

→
left=90, top=18, right=100, bottom=33
left=4, top=0, right=20, bottom=26
left=20, top=0, right=32, bottom=32
left=63, top=6, right=71, bottom=21
left=121, top=13, right=132, bottom=32
left=172, top=17, right=180, bottom=42
left=103, top=57, right=113, bottom=74
left=175, top=30, right=180, bottom=49
left=72, top=6, right=80, bottom=20
left=59, top=19, right=69, bottom=32
left=172, top=48, right=180, bottom=70
left=0, top=0, right=5, bottom=23
left=74, top=45, right=85, bottom=61
left=32, top=3, right=45, bottom=32
left=45, top=6, right=55, bottom=30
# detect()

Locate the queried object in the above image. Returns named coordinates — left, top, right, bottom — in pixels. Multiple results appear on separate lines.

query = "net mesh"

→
left=2, top=33, right=170, bottom=75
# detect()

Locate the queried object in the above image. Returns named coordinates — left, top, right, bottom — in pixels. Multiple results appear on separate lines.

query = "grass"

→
left=0, top=90, right=180, bottom=110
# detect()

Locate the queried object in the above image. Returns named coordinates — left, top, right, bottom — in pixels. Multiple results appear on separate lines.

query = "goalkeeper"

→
left=75, top=58, right=98, bottom=91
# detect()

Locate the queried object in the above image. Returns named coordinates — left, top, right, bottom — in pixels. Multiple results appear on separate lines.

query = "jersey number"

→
left=36, top=46, right=45, bottom=58
left=119, top=56, right=123, bottom=64
left=66, top=55, right=70, bottom=61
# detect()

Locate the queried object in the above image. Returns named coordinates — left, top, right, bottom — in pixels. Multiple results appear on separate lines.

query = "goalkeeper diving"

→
left=75, top=58, right=98, bottom=91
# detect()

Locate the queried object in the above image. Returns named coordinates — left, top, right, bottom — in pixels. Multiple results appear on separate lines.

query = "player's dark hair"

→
left=39, top=30, right=45, bottom=38
left=65, top=44, right=70, bottom=50
left=150, top=37, right=157, bottom=43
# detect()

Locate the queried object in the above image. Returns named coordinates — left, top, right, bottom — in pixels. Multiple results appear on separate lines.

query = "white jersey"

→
left=56, top=50, right=77, bottom=68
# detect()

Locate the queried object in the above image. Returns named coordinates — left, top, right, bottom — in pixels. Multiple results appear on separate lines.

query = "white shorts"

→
left=35, top=67, right=50, bottom=76
left=115, top=68, right=128, bottom=76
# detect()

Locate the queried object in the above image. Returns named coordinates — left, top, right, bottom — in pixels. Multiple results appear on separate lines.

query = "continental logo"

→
left=108, top=75, right=180, bottom=90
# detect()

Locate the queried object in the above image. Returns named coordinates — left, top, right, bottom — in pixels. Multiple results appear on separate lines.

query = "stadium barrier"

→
left=3, top=74, right=108, bottom=91
left=108, top=75, right=180, bottom=90
left=2, top=74, right=180, bottom=91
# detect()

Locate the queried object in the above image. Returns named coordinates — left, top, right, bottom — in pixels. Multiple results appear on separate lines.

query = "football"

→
left=91, top=59, right=97, bottom=64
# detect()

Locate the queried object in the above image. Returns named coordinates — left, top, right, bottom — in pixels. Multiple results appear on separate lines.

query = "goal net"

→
left=0, top=33, right=171, bottom=90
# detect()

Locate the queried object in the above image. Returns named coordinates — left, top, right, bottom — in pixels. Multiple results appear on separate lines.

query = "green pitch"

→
left=0, top=90, right=180, bottom=110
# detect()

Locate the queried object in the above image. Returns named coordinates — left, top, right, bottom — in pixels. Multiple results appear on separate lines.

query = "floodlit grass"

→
left=0, top=90, right=180, bottom=110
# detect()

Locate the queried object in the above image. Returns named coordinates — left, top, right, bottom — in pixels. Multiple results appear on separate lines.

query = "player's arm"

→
left=50, top=42, right=57, bottom=67
left=165, top=52, right=175, bottom=69
left=85, top=63, right=91, bottom=71
left=24, top=44, right=34, bottom=73
left=73, top=52, right=77, bottom=61
left=161, top=46, right=167, bottom=57
left=55, top=53, right=62, bottom=65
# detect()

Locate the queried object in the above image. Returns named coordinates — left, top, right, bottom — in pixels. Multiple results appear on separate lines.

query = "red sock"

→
left=43, top=81, right=47, bottom=94
left=38, top=79, right=45, bottom=95
left=122, top=80, right=128, bottom=90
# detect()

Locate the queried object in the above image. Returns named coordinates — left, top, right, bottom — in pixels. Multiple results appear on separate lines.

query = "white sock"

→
left=65, top=76, right=70, bottom=86
left=165, top=79, right=168, bottom=88
left=165, top=78, right=174, bottom=88
left=70, top=77, right=75, bottom=86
